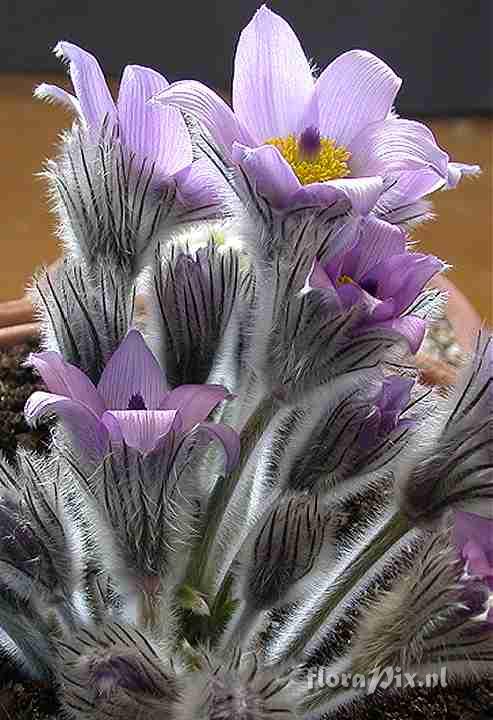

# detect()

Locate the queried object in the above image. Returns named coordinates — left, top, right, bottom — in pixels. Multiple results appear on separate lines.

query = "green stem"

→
left=275, top=511, right=412, bottom=663
left=186, top=393, right=279, bottom=595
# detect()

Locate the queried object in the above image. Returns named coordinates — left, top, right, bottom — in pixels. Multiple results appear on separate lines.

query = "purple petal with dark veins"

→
left=306, top=260, right=335, bottom=292
left=24, top=391, right=108, bottom=458
left=364, top=252, right=444, bottom=316
left=193, top=421, right=240, bottom=473
left=153, top=80, right=253, bottom=155
left=232, top=141, right=301, bottom=208
left=97, top=330, right=168, bottom=410
left=118, top=64, right=193, bottom=180
left=454, top=510, right=493, bottom=583
left=54, top=41, right=117, bottom=133
left=370, top=315, right=426, bottom=353
left=101, top=409, right=181, bottom=454
left=160, top=384, right=232, bottom=433
left=232, top=5, right=313, bottom=143
left=349, top=118, right=449, bottom=180
left=27, top=352, right=106, bottom=416
left=301, top=49, right=402, bottom=145
left=338, top=217, right=406, bottom=281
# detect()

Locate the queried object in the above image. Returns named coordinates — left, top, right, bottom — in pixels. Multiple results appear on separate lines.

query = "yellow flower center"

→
left=337, top=274, right=355, bottom=286
left=266, top=132, right=351, bottom=185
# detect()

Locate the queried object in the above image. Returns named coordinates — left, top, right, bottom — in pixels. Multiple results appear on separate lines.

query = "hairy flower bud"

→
left=397, top=332, right=493, bottom=525
left=57, top=623, right=177, bottom=719
left=351, top=526, right=492, bottom=677
left=175, top=652, right=298, bottom=719
left=148, top=241, right=246, bottom=387
left=240, top=494, right=333, bottom=612
left=31, top=259, right=134, bottom=385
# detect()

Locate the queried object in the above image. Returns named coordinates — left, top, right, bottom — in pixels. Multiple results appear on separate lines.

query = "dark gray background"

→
left=1, top=0, right=491, bottom=116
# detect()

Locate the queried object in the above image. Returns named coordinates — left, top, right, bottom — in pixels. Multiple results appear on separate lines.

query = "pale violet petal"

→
left=349, top=118, right=450, bottom=179
left=27, top=352, right=105, bottom=416
left=153, top=80, right=252, bottom=155
left=192, top=421, right=240, bottom=473
left=24, top=391, right=108, bottom=458
left=160, top=384, right=231, bottom=433
left=54, top=41, right=116, bottom=132
left=232, top=5, right=314, bottom=143
left=118, top=65, right=193, bottom=178
left=302, top=49, right=402, bottom=145
left=232, top=142, right=301, bottom=208
left=446, top=162, right=481, bottom=189
left=97, top=330, right=168, bottom=410
left=101, top=409, right=181, bottom=454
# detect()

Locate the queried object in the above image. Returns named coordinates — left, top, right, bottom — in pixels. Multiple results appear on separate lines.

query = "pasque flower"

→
left=307, top=217, right=444, bottom=351
left=155, top=5, right=478, bottom=213
left=24, top=330, right=239, bottom=469
left=35, top=42, right=209, bottom=203
left=454, top=510, right=493, bottom=591
left=359, top=376, right=415, bottom=448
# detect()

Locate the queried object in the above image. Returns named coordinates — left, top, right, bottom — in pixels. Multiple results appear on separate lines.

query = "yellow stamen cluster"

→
left=337, top=274, right=355, bottom=286
left=266, top=134, right=351, bottom=185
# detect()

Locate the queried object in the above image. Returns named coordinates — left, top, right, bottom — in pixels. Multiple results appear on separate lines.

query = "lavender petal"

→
left=97, top=330, right=168, bottom=410
left=232, top=5, right=313, bottom=143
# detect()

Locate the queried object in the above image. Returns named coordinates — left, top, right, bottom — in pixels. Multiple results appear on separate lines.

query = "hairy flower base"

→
left=266, top=133, right=351, bottom=184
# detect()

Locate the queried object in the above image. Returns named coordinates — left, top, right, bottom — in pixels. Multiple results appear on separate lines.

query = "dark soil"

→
left=0, top=343, right=491, bottom=719
left=0, top=341, right=51, bottom=462
left=0, top=683, right=58, bottom=720
left=334, top=681, right=493, bottom=719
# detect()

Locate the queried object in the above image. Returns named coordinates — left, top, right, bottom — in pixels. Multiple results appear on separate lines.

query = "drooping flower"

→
left=454, top=510, right=493, bottom=591
left=397, top=332, right=492, bottom=526
left=307, top=217, right=444, bottom=351
left=155, top=5, right=479, bottom=214
left=286, top=374, right=416, bottom=492
left=35, top=41, right=212, bottom=205
left=24, top=330, right=239, bottom=470
left=359, top=376, right=415, bottom=449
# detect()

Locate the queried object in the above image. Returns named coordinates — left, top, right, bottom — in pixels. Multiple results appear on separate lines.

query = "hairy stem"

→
left=273, top=511, right=412, bottom=663
left=186, top=393, right=279, bottom=596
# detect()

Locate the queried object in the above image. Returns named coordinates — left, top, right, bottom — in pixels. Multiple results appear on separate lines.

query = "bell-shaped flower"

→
left=307, top=217, right=444, bottom=352
left=35, top=41, right=213, bottom=208
left=454, top=510, right=493, bottom=591
left=359, top=376, right=415, bottom=449
left=155, top=5, right=478, bottom=214
left=24, top=330, right=239, bottom=471
left=287, top=374, right=416, bottom=493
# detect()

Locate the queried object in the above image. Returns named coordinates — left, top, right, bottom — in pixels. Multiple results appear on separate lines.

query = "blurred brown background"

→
left=0, top=73, right=491, bottom=322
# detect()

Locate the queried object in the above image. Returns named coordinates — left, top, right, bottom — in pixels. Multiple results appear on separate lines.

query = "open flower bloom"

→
left=154, top=5, right=479, bottom=213
left=359, top=376, right=414, bottom=449
left=24, top=330, right=239, bottom=470
left=35, top=41, right=208, bottom=202
left=454, top=510, right=493, bottom=591
left=307, top=217, right=444, bottom=352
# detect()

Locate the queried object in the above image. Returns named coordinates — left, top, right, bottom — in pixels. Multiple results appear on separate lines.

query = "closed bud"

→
left=57, top=623, right=177, bottom=719
left=397, top=332, right=493, bottom=525
left=240, top=494, right=333, bottom=612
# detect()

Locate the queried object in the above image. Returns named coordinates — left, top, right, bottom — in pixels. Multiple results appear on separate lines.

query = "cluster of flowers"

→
left=0, top=7, right=491, bottom=719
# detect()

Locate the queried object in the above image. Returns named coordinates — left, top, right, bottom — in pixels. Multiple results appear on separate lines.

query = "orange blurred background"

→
left=0, top=74, right=491, bottom=322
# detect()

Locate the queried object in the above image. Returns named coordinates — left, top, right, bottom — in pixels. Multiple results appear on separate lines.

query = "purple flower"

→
left=24, top=330, right=239, bottom=470
left=154, top=5, right=478, bottom=213
left=35, top=42, right=209, bottom=203
left=307, top=217, right=444, bottom=352
left=359, top=376, right=414, bottom=449
left=454, top=510, right=493, bottom=591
